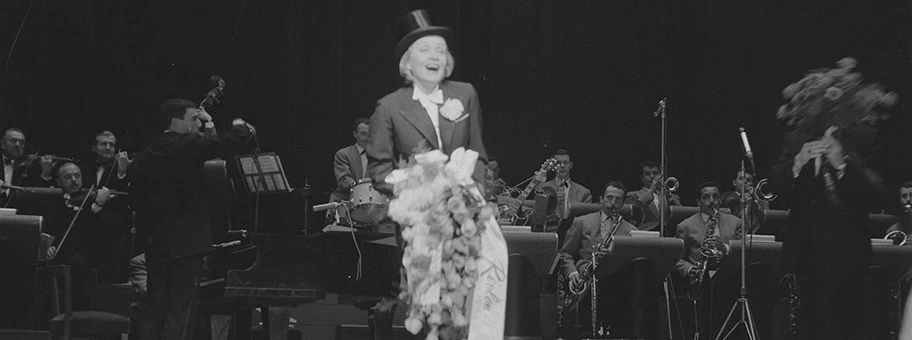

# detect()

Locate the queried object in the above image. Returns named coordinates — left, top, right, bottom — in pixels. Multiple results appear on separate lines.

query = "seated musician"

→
left=720, top=170, right=768, bottom=233
left=885, top=181, right=912, bottom=240
left=45, top=162, right=115, bottom=309
left=560, top=181, right=655, bottom=339
left=673, top=181, right=742, bottom=340
left=78, top=130, right=134, bottom=281
left=330, top=118, right=371, bottom=203
left=531, top=149, right=592, bottom=235
left=625, top=160, right=681, bottom=234
left=0, top=128, right=55, bottom=208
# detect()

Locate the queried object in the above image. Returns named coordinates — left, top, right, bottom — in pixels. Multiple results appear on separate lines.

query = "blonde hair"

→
left=398, top=45, right=455, bottom=84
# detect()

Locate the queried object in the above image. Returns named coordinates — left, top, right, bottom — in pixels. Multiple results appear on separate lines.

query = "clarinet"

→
left=590, top=212, right=622, bottom=337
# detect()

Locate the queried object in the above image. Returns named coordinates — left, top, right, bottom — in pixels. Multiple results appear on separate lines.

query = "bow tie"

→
left=413, top=88, right=444, bottom=105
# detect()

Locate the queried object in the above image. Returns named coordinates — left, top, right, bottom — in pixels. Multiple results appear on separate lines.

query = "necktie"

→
left=359, top=149, right=368, bottom=179
left=556, top=181, right=568, bottom=219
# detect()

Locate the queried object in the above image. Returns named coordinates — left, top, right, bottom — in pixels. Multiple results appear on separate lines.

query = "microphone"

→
left=653, top=98, right=666, bottom=117
left=313, top=202, right=341, bottom=212
left=739, top=127, right=753, bottom=159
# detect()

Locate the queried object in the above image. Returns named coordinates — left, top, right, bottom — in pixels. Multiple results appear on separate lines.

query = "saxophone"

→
left=561, top=212, right=623, bottom=311
left=688, top=205, right=724, bottom=289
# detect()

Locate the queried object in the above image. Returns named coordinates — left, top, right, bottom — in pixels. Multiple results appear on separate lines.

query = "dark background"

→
left=1, top=0, right=910, bottom=215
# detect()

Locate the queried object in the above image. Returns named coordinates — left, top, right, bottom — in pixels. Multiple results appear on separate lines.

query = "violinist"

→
left=44, top=162, right=115, bottom=309
left=78, top=130, right=134, bottom=280
left=80, top=131, right=130, bottom=190
left=0, top=128, right=55, bottom=207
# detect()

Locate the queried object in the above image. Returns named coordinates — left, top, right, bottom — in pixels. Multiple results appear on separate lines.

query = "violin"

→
left=13, top=153, right=77, bottom=167
left=65, top=187, right=128, bottom=207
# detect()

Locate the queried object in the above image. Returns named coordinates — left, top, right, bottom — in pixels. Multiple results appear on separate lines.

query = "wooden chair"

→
left=35, top=264, right=131, bottom=340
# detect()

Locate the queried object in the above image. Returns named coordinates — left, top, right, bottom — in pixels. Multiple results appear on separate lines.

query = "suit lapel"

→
left=396, top=93, right=440, bottom=150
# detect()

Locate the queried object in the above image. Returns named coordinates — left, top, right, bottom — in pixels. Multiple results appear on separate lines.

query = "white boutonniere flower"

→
left=439, top=98, right=465, bottom=122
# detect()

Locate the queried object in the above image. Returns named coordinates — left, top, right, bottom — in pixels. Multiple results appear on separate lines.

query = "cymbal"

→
left=293, top=187, right=328, bottom=197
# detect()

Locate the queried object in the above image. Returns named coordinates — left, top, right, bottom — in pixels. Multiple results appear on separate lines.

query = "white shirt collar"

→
left=412, top=85, right=443, bottom=104
left=355, top=144, right=365, bottom=154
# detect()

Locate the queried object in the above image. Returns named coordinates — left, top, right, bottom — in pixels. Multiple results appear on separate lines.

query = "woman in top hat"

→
left=367, top=9, right=488, bottom=195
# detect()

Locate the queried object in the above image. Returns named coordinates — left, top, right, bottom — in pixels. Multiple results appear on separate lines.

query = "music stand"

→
left=0, top=215, right=43, bottom=265
left=235, top=153, right=292, bottom=195
left=236, top=153, right=292, bottom=234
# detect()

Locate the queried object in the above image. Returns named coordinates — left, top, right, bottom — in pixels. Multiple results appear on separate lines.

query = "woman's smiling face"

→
left=404, top=35, right=449, bottom=86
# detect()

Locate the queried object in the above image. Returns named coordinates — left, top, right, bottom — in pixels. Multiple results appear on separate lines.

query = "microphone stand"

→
left=715, top=149, right=758, bottom=340
left=654, top=98, right=679, bottom=340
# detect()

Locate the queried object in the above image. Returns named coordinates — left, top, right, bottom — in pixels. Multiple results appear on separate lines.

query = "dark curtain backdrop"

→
left=0, top=0, right=910, bottom=210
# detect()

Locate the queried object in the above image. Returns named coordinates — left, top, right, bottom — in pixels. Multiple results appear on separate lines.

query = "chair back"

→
left=34, top=264, right=72, bottom=340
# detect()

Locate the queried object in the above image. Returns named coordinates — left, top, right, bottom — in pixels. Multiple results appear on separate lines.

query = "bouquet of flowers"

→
left=777, top=57, right=898, bottom=137
left=385, top=147, right=503, bottom=340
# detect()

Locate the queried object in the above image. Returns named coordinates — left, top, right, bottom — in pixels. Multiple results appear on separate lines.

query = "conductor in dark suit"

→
left=330, top=118, right=371, bottom=202
left=367, top=10, right=487, bottom=196
left=130, top=99, right=254, bottom=340
left=365, top=9, right=488, bottom=340
left=770, top=126, right=880, bottom=340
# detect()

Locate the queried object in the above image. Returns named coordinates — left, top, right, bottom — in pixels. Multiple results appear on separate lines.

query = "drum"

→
left=350, top=179, right=389, bottom=223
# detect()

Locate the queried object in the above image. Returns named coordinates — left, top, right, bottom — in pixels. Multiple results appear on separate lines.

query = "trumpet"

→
left=663, top=177, right=679, bottom=192
left=754, top=178, right=777, bottom=201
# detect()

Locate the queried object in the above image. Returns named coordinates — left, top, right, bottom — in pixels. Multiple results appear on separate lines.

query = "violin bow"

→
left=53, top=184, right=98, bottom=260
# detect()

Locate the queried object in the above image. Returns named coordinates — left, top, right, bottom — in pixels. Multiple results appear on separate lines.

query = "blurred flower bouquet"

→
left=386, top=147, right=506, bottom=340
left=777, top=57, right=898, bottom=137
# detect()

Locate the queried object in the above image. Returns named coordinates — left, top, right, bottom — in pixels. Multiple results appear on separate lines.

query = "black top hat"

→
left=395, top=9, right=453, bottom=59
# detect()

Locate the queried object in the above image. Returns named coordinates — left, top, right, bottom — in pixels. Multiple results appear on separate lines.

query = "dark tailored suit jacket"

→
left=768, top=128, right=881, bottom=339
left=672, top=211, right=741, bottom=276
left=531, top=179, right=592, bottom=228
left=560, top=211, right=637, bottom=278
left=625, top=187, right=681, bottom=232
left=79, top=160, right=131, bottom=227
left=367, top=81, right=487, bottom=194
left=128, top=125, right=253, bottom=260
left=330, top=144, right=367, bottom=202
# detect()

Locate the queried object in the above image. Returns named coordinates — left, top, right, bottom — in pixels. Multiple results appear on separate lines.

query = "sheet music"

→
left=239, top=156, right=257, bottom=175
left=257, top=155, right=280, bottom=172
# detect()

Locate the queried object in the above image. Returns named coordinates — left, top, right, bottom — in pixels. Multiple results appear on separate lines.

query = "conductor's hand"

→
left=47, top=246, right=57, bottom=261
left=821, top=126, right=845, bottom=169
left=793, top=140, right=825, bottom=173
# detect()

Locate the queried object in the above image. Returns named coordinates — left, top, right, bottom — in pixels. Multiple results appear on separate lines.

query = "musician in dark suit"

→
left=673, top=181, right=741, bottom=340
left=130, top=99, right=254, bottom=340
left=367, top=10, right=487, bottom=195
left=770, top=125, right=880, bottom=340
left=625, top=160, right=682, bottom=234
left=531, top=149, right=592, bottom=235
left=365, top=10, right=488, bottom=340
left=330, top=118, right=371, bottom=202
left=77, top=130, right=135, bottom=281
left=0, top=128, right=55, bottom=208
left=560, top=181, right=653, bottom=339
left=45, top=162, right=114, bottom=308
